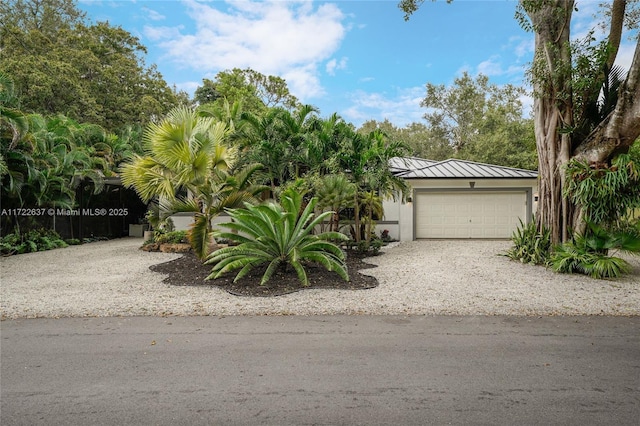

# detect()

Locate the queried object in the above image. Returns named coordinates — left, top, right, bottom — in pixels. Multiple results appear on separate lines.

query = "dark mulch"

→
left=150, top=250, right=380, bottom=297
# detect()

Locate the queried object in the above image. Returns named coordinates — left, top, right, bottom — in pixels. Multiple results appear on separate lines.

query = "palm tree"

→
left=0, top=72, right=29, bottom=150
left=337, top=128, right=409, bottom=242
left=362, top=130, right=409, bottom=242
left=120, top=106, right=233, bottom=202
left=314, top=173, right=356, bottom=232
left=120, top=106, right=253, bottom=259
left=169, top=163, right=268, bottom=259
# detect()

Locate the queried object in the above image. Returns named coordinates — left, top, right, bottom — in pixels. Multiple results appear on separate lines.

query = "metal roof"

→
left=389, top=156, right=438, bottom=174
left=391, top=157, right=538, bottom=179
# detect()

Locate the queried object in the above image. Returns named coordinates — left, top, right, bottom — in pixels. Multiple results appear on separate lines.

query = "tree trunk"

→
left=527, top=0, right=575, bottom=244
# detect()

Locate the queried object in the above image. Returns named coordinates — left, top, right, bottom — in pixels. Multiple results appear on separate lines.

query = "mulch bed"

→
left=150, top=250, right=380, bottom=297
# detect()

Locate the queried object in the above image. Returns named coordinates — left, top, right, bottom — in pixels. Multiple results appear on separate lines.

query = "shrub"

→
left=0, top=229, right=68, bottom=255
left=551, top=239, right=630, bottom=279
left=550, top=221, right=640, bottom=279
left=205, top=189, right=349, bottom=286
left=504, top=219, right=551, bottom=265
left=355, top=238, right=384, bottom=255
left=155, top=230, right=188, bottom=244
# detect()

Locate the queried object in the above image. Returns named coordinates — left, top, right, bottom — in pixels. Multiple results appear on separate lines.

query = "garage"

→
left=414, top=191, right=528, bottom=239
left=382, top=158, right=538, bottom=241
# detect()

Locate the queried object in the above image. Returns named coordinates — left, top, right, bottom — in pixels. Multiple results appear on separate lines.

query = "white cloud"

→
left=342, top=86, right=425, bottom=127
left=326, top=57, right=348, bottom=76
left=477, top=57, right=504, bottom=77
left=510, top=36, right=534, bottom=60
left=144, top=0, right=347, bottom=103
left=143, top=7, right=166, bottom=22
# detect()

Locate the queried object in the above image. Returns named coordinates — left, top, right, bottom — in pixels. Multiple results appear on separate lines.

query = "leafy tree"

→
left=194, top=68, right=299, bottom=115
left=205, top=189, right=349, bottom=286
left=419, top=72, right=536, bottom=167
left=359, top=120, right=454, bottom=161
left=400, top=0, right=640, bottom=244
left=0, top=0, right=179, bottom=131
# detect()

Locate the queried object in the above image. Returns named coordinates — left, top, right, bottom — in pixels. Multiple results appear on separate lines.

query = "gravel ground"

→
left=1, top=237, right=639, bottom=319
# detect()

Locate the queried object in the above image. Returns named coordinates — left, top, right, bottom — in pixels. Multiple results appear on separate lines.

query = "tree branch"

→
left=574, top=39, right=640, bottom=162
left=606, top=0, right=626, bottom=71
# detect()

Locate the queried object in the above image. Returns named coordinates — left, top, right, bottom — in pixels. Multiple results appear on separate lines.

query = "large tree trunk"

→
left=527, top=0, right=575, bottom=244
left=525, top=0, right=640, bottom=244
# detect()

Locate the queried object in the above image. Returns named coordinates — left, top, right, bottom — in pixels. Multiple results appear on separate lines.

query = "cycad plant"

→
left=205, top=189, right=349, bottom=286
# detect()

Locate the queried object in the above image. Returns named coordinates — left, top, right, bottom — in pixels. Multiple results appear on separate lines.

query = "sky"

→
left=78, top=0, right=638, bottom=128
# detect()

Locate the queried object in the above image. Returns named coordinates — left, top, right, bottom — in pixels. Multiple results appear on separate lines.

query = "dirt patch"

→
left=150, top=251, right=380, bottom=297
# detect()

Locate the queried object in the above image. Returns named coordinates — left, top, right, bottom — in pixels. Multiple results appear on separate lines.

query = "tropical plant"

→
left=314, top=173, right=356, bottom=232
left=551, top=221, right=640, bottom=279
left=0, top=228, right=68, bottom=255
left=338, top=128, right=409, bottom=242
left=504, top=218, right=552, bottom=265
left=120, top=106, right=232, bottom=202
left=120, top=106, right=240, bottom=258
left=154, top=230, right=188, bottom=245
left=170, top=163, right=267, bottom=259
left=564, top=153, right=640, bottom=231
left=205, top=189, right=349, bottom=286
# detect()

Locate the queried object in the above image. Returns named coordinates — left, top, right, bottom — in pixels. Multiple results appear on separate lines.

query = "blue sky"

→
left=78, top=0, right=638, bottom=127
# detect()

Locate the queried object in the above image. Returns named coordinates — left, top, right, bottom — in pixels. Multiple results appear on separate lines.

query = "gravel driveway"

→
left=1, top=237, right=638, bottom=319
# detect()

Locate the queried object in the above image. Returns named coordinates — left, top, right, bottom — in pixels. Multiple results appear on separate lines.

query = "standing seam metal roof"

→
left=391, top=157, right=538, bottom=179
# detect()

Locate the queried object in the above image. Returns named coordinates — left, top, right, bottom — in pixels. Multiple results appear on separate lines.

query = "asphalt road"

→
left=1, top=315, right=639, bottom=425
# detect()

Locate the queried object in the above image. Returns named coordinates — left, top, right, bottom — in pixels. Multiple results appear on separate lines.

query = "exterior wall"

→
left=380, top=178, right=538, bottom=242
left=169, top=213, right=230, bottom=232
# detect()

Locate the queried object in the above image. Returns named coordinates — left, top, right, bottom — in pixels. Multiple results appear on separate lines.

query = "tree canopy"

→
left=194, top=68, right=300, bottom=116
left=0, top=0, right=182, bottom=132
left=358, top=72, right=537, bottom=171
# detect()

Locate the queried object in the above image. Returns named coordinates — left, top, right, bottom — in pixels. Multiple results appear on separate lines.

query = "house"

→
left=380, top=157, right=538, bottom=241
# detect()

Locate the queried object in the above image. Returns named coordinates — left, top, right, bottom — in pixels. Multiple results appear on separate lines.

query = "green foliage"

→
left=551, top=242, right=630, bottom=279
left=564, top=153, right=640, bottom=228
left=0, top=0, right=179, bottom=131
left=355, top=238, right=384, bottom=256
left=0, top=228, right=67, bottom=255
left=314, top=173, right=356, bottom=232
left=205, top=189, right=349, bottom=286
left=551, top=221, right=640, bottom=279
left=504, top=219, right=552, bottom=265
left=154, top=230, right=188, bottom=244
left=194, top=68, right=299, bottom=115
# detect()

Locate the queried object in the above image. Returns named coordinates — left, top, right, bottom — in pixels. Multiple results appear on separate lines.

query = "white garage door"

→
left=415, top=191, right=527, bottom=239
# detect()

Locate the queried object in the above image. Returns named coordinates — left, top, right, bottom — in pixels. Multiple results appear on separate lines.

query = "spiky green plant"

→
left=504, top=218, right=552, bottom=265
left=205, top=189, right=349, bottom=286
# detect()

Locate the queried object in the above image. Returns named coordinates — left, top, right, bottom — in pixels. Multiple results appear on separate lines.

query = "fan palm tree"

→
left=120, top=106, right=233, bottom=202
left=120, top=106, right=254, bottom=259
